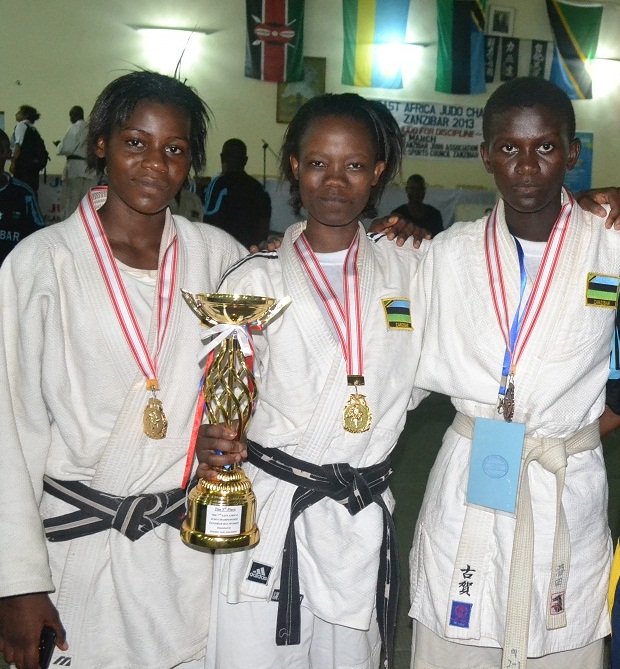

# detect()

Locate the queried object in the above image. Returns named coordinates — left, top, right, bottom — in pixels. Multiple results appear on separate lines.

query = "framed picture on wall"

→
left=487, top=5, right=515, bottom=37
left=276, top=57, right=326, bottom=124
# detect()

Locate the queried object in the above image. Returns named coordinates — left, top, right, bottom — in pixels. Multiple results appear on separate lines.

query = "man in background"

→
left=392, top=173, right=444, bottom=238
left=54, top=106, right=93, bottom=219
left=203, top=138, right=271, bottom=248
left=0, top=129, right=45, bottom=265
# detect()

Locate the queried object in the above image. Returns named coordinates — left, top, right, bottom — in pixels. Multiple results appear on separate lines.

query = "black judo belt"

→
left=247, top=440, right=399, bottom=669
left=42, top=475, right=186, bottom=542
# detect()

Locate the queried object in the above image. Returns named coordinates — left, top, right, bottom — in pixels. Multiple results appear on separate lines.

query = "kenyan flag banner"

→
left=245, top=0, right=305, bottom=83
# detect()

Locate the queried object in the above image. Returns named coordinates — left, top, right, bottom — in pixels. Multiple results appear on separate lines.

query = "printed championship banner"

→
left=245, top=0, right=305, bottom=83
left=379, top=99, right=484, bottom=161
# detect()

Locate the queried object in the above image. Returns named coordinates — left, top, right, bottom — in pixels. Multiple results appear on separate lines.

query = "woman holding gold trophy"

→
left=0, top=72, right=247, bottom=669
left=197, top=93, right=430, bottom=669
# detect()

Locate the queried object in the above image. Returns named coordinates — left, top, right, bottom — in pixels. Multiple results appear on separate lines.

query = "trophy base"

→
left=180, top=470, right=260, bottom=552
left=180, top=522, right=260, bottom=551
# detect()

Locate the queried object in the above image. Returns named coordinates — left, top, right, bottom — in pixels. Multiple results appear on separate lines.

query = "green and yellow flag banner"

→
left=342, top=0, right=410, bottom=89
left=546, top=0, right=602, bottom=100
left=436, top=0, right=487, bottom=95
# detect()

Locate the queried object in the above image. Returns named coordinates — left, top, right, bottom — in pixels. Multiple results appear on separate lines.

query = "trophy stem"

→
left=180, top=291, right=290, bottom=553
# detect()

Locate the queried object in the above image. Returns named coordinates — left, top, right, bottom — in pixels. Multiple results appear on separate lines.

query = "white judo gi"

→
left=0, top=189, right=247, bottom=668
left=408, top=198, right=620, bottom=661
left=206, top=221, right=428, bottom=667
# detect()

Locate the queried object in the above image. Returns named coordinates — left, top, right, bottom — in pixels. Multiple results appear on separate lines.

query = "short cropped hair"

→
left=280, top=93, right=403, bottom=218
left=483, top=77, right=576, bottom=142
left=18, top=105, right=41, bottom=123
left=221, top=138, right=247, bottom=160
left=87, top=71, right=210, bottom=175
left=70, top=106, right=85, bottom=120
left=407, top=174, right=425, bottom=188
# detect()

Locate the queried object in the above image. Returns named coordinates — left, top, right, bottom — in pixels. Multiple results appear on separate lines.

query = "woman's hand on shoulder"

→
left=368, top=214, right=431, bottom=248
left=575, top=187, right=620, bottom=229
left=248, top=233, right=284, bottom=254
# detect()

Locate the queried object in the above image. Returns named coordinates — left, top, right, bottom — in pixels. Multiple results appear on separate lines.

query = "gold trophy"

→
left=180, top=290, right=291, bottom=551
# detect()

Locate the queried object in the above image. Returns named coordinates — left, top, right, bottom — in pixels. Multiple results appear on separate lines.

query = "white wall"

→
left=2, top=0, right=619, bottom=191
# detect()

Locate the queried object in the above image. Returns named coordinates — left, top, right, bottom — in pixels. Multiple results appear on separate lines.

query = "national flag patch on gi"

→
left=585, top=273, right=620, bottom=308
left=381, top=298, right=413, bottom=330
left=245, top=0, right=305, bottom=83
left=247, top=561, right=273, bottom=584
left=449, top=600, right=472, bottom=628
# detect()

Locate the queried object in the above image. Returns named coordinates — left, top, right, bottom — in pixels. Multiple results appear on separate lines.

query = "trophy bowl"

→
left=181, top=291, right=288, bottom=328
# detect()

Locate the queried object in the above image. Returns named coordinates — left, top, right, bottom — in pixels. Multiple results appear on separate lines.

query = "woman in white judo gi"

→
left=196, top=93, right=429, bottom=669
left=408, top=77, right=620, bottom=669
left=0, top=72, right=247, bottom=669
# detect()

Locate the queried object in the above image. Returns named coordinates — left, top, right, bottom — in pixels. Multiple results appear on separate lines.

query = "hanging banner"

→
left=245, top=0, right=305, bottom=83
left=485, top=37, right=554, bottom=83
left=546, top=0, right=603, bottom=100
left=499, top=37, right=520, bottom=81
left=436, top=0, right=487, bottom=94
left=379, top=99, right=484, bottom=161
left=342, top=0, right=410, bottom=89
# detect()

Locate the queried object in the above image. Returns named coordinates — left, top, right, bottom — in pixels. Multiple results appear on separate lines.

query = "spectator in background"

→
left=0, top=129, right=45, bottom=265
left=392, top=173, right=444, bottom=238
left=10, top=105, right=48, bottom=194
left=168, top=179, right=204, bottom=221
left=54, top=106, right=94, bottom=219
left=203, top=138, right=271, bottom=248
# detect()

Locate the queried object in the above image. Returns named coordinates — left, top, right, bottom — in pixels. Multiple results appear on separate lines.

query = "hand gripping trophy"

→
left=180, top=290, right=291, bottom=551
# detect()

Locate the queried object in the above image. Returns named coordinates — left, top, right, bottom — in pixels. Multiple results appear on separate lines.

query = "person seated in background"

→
left=54, top=105, right=94, bottom=219
left=0, top=129, right=45, bottom=265
left=203, top=138, right=271, bottom=248
left=391, top=173, right=444, bottom=238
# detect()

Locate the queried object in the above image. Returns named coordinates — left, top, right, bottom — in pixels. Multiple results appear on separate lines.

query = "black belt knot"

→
left=42, top=476, right=187, bottom=542
left=325, top=461, right=380, bottom=513
left=247, top=440, right=398, bottom=669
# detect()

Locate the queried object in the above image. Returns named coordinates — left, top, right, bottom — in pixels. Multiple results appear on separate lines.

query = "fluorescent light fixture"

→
left=130, top=26, right=211, bottom=75
left=129, top=25, right=216, bottom=36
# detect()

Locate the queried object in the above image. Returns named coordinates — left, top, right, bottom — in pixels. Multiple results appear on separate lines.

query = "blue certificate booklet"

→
left=466, top=417, right=525, bottom=514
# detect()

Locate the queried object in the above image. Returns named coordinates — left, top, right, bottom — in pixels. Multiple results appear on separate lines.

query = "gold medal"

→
left=343, top=393, right=372, bottom=433
left=143, top=396, right=168, bottom=439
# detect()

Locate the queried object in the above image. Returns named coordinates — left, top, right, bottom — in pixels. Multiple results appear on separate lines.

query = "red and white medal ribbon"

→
left=294, top=231, right=364, bottom=382
left=485, top=190, right=573, bottom=393
left=80, top=187, right=177, bottom=404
